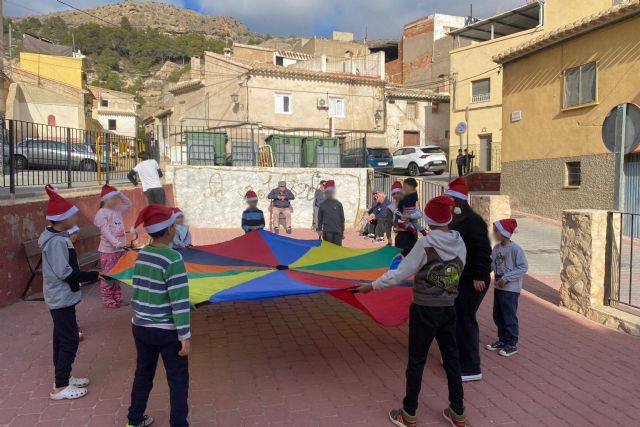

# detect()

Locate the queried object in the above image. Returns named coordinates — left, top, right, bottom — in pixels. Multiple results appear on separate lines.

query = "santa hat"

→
left=172, top=207, right=184, bottom=218
left=100, top=184, right=120, bottom=202
left=245, top=190, right=258, bottom=202
left=323, top=180, right=335, bottom=193
left=45, top=185, right=79, bottom=221
left=494, top=218, right=518, bottom=238
left=445, top=177, right=469, bottom=201
left=423, top=195, right=456, bottom=227
left=135, top=204, right=177, bottom=234
left=391, top=181, right=403, bottom=194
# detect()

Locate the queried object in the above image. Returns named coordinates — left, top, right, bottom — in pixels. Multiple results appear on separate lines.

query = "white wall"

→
left=165, top=165, right=368, bottom=229
left=97, top=114, right=138, bottom=137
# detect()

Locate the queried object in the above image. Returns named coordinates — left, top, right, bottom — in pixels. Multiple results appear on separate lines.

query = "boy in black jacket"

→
left=445, top=178, right=492, bottom=382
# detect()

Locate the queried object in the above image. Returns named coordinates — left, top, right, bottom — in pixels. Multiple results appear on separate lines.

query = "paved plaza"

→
left=0, top=226, right=639, bottom=427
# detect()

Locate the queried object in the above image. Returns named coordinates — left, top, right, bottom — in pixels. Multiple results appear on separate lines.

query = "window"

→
left=471, top=78, right=491, bottom=103
left=275, top=56, right=284, bottom=66
left=564, top=62, right=596, bottom=108
left=108, top=119, right=117, bottom=131
left=47, top=115, right=56, bottom=126
left=445, top=130, right=450, bottom=139
left=565, top=161, right=581, bottom=187
left=329, top=97, right=345, bottom=118
left=100, top=99, right=109, bottom=107
left=275, top=93, right=292, bottom=114
left=406, top=102, right=417, bottom=120
left=161, top=116, right=169, bottom=139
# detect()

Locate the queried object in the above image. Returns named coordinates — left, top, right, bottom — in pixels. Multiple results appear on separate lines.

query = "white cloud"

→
left=7, top=0, right=526, bottom=38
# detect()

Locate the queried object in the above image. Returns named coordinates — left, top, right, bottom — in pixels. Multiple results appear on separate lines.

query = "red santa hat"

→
left=134, top=204, right=177, bottom=234
left=245, top=190, right=258, bottom=202
left=45, top=184, right=79, bottom=221
left=172, top=207, right=184, bottom=218
left=423, top=195, right=456, bottom=227
left=444, top=177, right=469, bottom=201
left=494, top=218, right=518, bottom=238
left=100, top=184, right=120, bottom=202
left=323, top=180, right=335, bottom=193
left=391, top=181, right=403, bottom=194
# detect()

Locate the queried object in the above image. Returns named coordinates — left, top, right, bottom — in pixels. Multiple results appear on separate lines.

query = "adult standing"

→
left=127, top=152, right=166, bottom=205
left=312, top=180, right=326, bottom=230
left=267, top=180, right=295, bottom=234
left=445, top=177, right=492, bottom=382
left=463, top=149, right=475, bottom=175
left=455, top=149, right=465, bottom=177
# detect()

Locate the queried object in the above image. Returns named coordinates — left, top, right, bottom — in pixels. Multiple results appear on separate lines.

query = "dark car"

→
left=341, top=147, right=394, bottom=172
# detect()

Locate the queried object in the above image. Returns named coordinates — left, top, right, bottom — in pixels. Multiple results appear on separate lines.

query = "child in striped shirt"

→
left=241, top=190, right=265, bottom=233
left=126, top=205, right=190, bottom=427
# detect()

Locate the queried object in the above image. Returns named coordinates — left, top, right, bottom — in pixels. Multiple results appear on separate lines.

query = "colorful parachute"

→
left=107, top=230, right=412, bottom=326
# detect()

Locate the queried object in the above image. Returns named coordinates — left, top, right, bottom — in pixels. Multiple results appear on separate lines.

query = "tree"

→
left=95, top=48, right=120, bottom=71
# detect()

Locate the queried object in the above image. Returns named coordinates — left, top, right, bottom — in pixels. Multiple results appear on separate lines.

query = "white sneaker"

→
left=50, top=385, right=88, bottom=400
left=53, top=376, right=90, bottom=389
left=461, top=373, right=483, bottom=382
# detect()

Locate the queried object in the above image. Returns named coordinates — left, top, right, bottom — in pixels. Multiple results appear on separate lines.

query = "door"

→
left=403, top=131, right=420, bottom=147
left=624, top=153, right=640, bottom=237
left=479, top=134, right=492, bottom=171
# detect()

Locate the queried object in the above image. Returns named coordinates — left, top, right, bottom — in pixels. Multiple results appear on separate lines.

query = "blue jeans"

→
left=493, top=289, right=520, bottom=346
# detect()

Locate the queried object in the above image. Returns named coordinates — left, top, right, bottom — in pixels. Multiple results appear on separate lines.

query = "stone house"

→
left=493, top=0, right=640, bottom=219
left=448, top=0, right=613, bottom=172
left=88, top=86, right=140, bottom=137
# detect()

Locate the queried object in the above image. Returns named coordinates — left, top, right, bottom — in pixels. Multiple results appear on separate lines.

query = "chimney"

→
left=190, top=56, right=201, bottom=80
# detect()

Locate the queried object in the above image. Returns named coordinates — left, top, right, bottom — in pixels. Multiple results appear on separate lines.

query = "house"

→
left=447, top=0, right=613, bottom=172
left=494, top=0, right=640, bottom=219
left=385, top=85, right=450, bottom=150
left=88, top=86, right=140, bottom=137
left=292, top=32, right=370, bottom=58
left=18, top=52, right=87, bottom=90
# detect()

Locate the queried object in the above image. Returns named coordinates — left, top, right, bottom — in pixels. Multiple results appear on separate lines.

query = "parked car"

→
left=7, top=139, right=110, bottom=171
left=341, top=147, right=394, bottom=172
left=392, top=146, right=447, bottom=176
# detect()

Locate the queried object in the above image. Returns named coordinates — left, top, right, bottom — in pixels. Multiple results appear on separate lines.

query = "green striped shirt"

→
left=131, top=245, right=191, bottom=340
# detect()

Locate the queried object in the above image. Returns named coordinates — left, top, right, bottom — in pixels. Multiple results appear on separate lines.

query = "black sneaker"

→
left=485, top=340, right=505, bottom=351
left=499, top=345, right=518, bottom=357
left=126, top=415, right=154, bottom=427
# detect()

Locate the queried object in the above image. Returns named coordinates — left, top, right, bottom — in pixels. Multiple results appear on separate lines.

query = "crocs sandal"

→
left=52, top=377, right=90, bottom=389
left=49, top=385, right=88, bottom=400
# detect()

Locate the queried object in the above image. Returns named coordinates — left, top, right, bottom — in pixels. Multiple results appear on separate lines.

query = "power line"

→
left=55, top=0, right=120, bottom=27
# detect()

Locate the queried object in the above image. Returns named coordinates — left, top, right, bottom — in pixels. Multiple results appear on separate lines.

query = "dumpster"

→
left=265, top=134, right=303, bottom=167
left=231, top=139, right=259, bottom=166
left=184, top=131, right=228, bottom=166
left=302, top=137, right=340, bottom=168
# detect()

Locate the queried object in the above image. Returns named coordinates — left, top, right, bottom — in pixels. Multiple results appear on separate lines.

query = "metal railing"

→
left=367, top=171, right=445, bottom=204
left=471, top=93, right=490, bottom=103
left=606, top=211, right=640, bottom=311
left=2, top=119, right=156, bottom=193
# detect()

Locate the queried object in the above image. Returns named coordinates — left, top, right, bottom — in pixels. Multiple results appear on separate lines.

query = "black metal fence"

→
left=156, top=123, right=369, bottom=169
left=2, top=119, right=156, bottom=193
left=367, top=171, right=445, bottom=205
left=606, top=211, right=640, bottom=311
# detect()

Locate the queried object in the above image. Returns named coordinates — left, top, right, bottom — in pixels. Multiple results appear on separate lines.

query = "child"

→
left=39, top=185, right=98, bottom=401
left=316, top=180, right=345, bottom=246
left=241, top=190, right=266, bottom=233
left=172, top=208, right=193, bottom=249
left=127, top=205, right=190, bottom=427
left=356, top=195, right=468, bottom=427
left=93, top=184, right=132, bottom=308
left=396, top=178, right=427, bottom=237
left=486, top=218, right=528, bottom=357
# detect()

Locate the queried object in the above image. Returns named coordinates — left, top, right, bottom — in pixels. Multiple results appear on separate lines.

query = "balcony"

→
left=471, top=93, right=490, bottom=103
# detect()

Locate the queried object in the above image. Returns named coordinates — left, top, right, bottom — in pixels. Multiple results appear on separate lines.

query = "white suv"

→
left=392, top=146, right=448, bottom=176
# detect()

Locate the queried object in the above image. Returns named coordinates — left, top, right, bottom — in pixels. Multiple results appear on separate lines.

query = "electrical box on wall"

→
left=511, top=110, right=522, bottom=122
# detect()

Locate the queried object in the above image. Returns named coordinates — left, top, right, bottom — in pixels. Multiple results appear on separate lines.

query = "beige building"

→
left=448, top=0, right=613, bottom=172
left=494, top=0, right=640, bottom=219
left=88, top=86, right=140, bottom=137
left=292, top=32, right=370, bottom=58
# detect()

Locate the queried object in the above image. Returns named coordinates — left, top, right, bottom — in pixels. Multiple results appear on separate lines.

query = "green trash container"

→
left=184, top=131, right=228, bottom=166
left=265, top=134, right=304, bottom=167
left=302, top=137, right=339, bottom=167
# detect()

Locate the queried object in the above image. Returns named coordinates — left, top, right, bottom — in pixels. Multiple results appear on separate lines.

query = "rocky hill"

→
left=14, top=1, right=257, bottom=42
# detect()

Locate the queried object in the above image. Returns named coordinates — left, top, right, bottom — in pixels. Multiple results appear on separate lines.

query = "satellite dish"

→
left=602, top=103, right=640, bottom=154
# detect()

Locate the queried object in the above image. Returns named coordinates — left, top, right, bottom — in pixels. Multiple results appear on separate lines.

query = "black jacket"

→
left=452, top=210, right=492, bottom=283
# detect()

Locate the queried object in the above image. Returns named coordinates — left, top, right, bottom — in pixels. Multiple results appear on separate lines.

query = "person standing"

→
left=127, top=153, right=166, bottom=205
left=267, top=181, right=295, bottom=234
left=456, top=149, right=465, bottom=177
left=312, top=180, right=326, bottom=230
left=463, top=149, right=475, bottom=175
left=445, top=178, right=492, bottom=382
left=316, top=180, right=345, bottom=246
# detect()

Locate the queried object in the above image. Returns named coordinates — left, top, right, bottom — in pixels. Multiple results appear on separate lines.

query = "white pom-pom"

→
left=454, top=207, right=462, bottom=215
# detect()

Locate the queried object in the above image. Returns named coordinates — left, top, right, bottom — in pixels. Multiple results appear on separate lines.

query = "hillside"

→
left=13, top=1, right=258, bottom=42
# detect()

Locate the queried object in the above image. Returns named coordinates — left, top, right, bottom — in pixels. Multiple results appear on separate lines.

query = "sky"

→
left=6, top=0, right=528, bottom=39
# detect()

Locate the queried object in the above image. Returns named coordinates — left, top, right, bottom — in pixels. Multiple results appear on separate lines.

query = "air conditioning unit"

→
left=317, top=98, right=328, bottom=109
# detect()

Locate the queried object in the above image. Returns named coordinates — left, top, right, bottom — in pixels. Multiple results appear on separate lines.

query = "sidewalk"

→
left=0, top=229, right=638, bottom=427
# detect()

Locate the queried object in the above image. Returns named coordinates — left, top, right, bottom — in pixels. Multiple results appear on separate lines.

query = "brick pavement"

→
left=1, top=228, right=639, bottom=427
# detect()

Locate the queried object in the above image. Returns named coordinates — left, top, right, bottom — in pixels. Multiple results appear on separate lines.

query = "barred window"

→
left=565, top=161, right=581, bottom=187
left=406, top=102, right=417, bottom=120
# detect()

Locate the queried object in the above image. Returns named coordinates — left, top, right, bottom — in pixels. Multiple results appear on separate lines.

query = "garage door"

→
left=403, top=131, right=420, bottom=146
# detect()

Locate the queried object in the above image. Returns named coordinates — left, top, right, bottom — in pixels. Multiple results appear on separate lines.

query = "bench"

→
left=22, top=225, right=101, bottom=301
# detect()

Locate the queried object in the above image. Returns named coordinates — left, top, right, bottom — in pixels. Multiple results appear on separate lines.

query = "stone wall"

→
left=502, top=153, right=615, bottom=220
left=165, top=166, right=368, bottom=229
left=470, top=194, right=511, bottom=233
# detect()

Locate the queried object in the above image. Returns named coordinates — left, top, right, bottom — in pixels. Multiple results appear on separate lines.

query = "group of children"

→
left=38, top=175, right=528, bottom=427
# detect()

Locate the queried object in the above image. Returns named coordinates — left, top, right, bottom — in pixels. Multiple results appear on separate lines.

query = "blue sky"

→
left=6, top=0, right=527, bottom=38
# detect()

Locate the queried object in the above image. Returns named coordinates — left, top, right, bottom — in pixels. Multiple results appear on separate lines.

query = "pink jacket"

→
left=94, top=194, right=132, bottom=253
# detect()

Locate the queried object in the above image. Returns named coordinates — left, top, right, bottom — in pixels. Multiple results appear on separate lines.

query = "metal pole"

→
left=613, top=104, right=627, bottom=211
left=8, top=120, right=15, bottom=194
left=105, top=134, right=111, bottom=184
left=66, top=128, right=72, bottom=189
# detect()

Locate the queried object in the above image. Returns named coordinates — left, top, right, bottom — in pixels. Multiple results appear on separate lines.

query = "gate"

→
left=624, top=153, right=640, bottom=237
